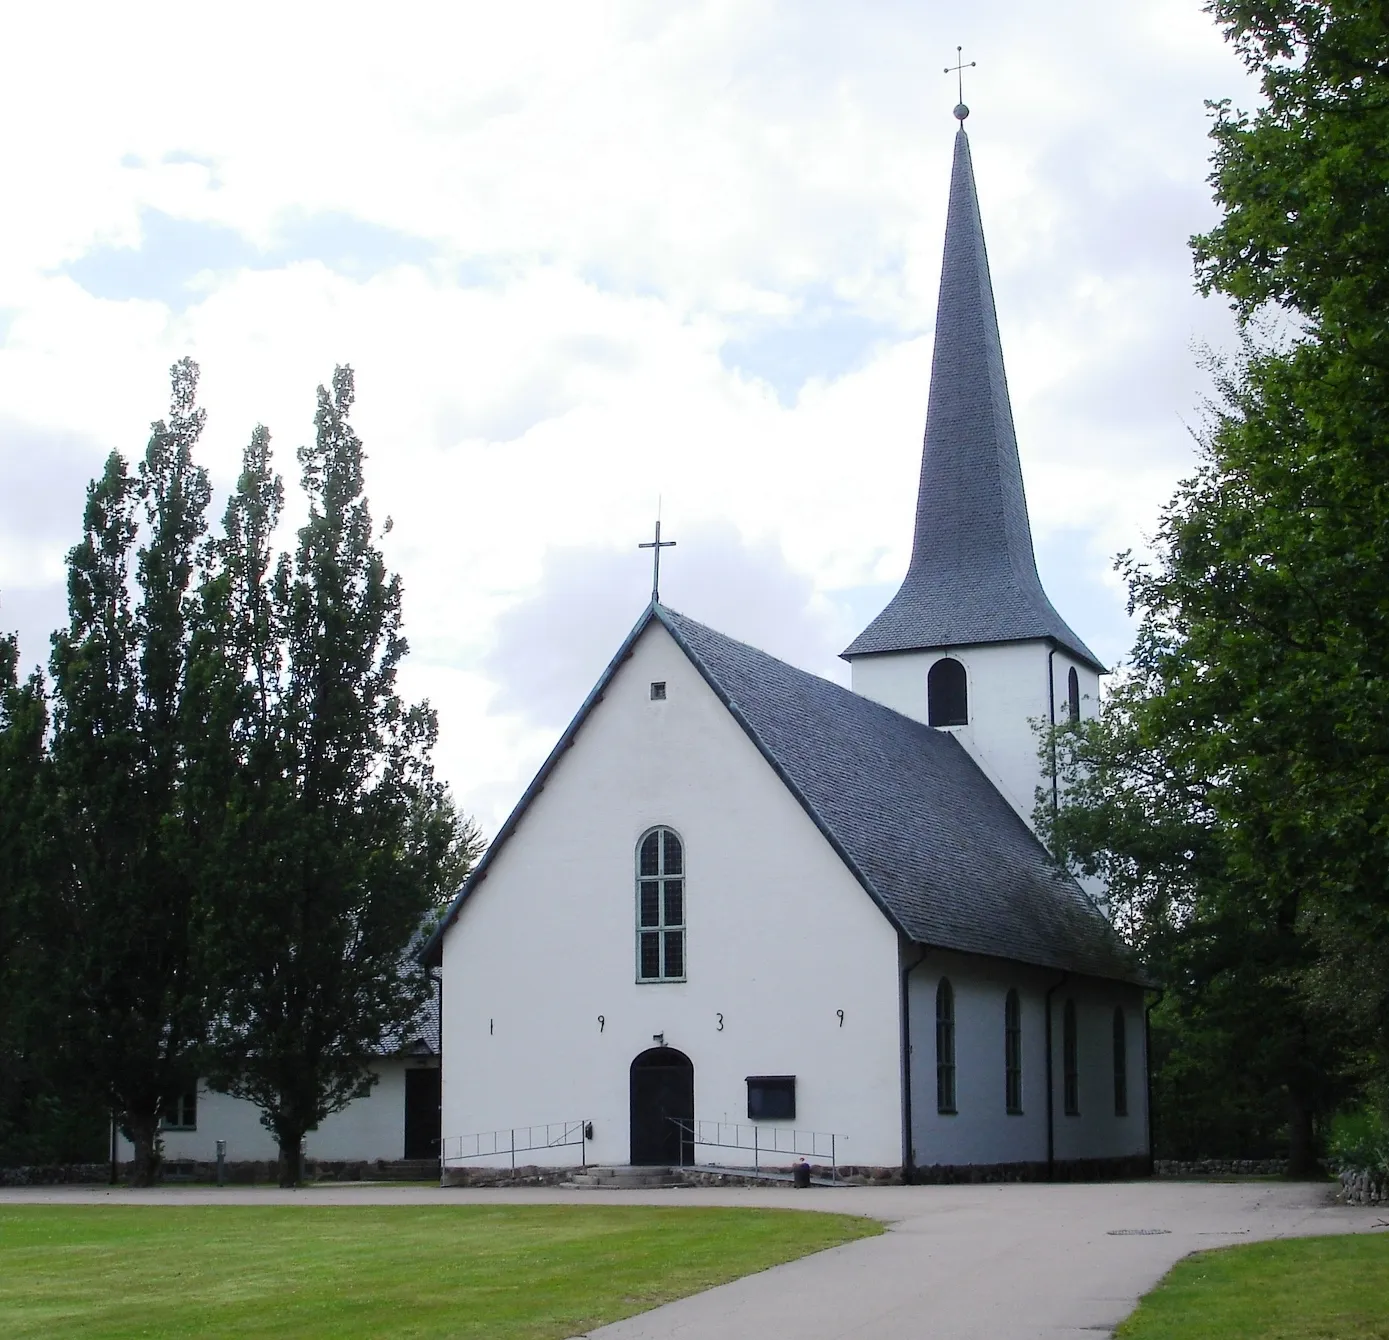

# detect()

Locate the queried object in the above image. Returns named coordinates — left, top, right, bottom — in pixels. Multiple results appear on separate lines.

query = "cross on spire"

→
left=639, top=518, right=677, bottom=604
left=944, top=46, right=976, bottom=122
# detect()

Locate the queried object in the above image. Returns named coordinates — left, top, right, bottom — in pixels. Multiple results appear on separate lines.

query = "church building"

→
left=423, top=115, right=1151, bottom=1181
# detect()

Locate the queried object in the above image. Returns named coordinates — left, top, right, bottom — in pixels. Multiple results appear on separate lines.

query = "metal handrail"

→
left=670, top=1118, right=844, bottom=1182
left=441, top=1120, right=588, bottom=1172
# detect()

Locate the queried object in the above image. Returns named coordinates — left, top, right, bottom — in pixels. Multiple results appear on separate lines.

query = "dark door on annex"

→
left=629, top=1047, right=694, bottom=1166
left=404, top=1066, right=442, bottom=1160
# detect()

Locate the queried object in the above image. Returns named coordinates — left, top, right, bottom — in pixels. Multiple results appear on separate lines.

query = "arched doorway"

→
left=629, top=1047, right=694, bottom=1166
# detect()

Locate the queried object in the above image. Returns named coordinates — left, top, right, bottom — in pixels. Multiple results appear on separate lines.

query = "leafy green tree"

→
left=1188, top=1, right=1389, bottom=1074
left=49, top=361, right=213, bottom=1184
left=1042, top=0, right=1389, bottom=1165
left=204, top=369, right=473, bottom=1186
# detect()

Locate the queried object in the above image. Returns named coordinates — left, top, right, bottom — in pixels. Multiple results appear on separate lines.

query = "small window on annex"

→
left=1067, top=667, right=1081, bottom=724
left=161, top=1089, right=197, bottom=1131
left=650, top=681, right=667, bottom=701
left=1005, top=989, right=1023, bottom=1115
left=936, top=978, right=957, bottom=1113
left=1113, top=1008, right=1128, bottom=1117
left=928, top=658, right=968, bottom=727
left=636, top=827, right=686, bottom=982
left=1063, top=999, right=1080, bottom=1116
left=747, top=1075, right=796, bottom=1121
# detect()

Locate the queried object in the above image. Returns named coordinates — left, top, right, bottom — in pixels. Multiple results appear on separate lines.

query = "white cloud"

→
left=0, top=0, right=1257, bottom=832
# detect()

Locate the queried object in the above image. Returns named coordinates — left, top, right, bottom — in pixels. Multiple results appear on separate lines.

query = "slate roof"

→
left=380, top=996, right=440, bottom=1056
left=423, top=603, right=1142, bottom=985
left=844, top=129, right=1103, bottom=672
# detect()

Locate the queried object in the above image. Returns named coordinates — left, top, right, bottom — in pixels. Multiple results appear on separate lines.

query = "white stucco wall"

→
left=440, top=620, right=906, bottom=1170
left=850, top=641, right=1101, bottom=833
left=115, top=1057, right=431, bottom=1163
left=906, top=949, right=1148, bottom=1168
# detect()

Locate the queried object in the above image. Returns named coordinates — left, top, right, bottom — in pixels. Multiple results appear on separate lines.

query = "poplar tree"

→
left=205, top=369, right=469, bottom=1186
left=49, top=361, right=213, bottom=1183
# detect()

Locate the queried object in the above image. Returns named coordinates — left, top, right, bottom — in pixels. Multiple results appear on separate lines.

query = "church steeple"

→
left=843, top=126, right=1102, bottom=672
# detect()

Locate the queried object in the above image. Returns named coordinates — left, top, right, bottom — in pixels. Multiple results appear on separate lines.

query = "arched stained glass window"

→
left=1063, top=999, right=1080, bottom=1116
left=1005, top=989, right=1023, bottom=1114
left=636, top=828, right=685, bottom=982
left=1113, top=1007, right=1128, bottom=1117
left=936, top=979, right=957, bottom=1114
left=928, top=658, right=968, bottom=727
left=1067, top=666, right=1081, bottom=724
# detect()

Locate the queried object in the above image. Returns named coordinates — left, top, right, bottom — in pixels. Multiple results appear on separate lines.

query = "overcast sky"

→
left=0, top=0, right=1255, bottom=834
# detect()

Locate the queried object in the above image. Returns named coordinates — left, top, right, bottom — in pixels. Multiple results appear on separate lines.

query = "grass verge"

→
left=0, top=1203, right=881, bottom=1338
left=1116, top=1232, right=1389, bottom=1339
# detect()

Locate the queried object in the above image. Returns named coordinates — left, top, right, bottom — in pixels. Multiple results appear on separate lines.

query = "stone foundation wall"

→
left=910, top=1155, right=1151, bottom=1185
left=442, top=1157, right=1152, bottom=1189
left=442, top=1164, right=575, bottom=1188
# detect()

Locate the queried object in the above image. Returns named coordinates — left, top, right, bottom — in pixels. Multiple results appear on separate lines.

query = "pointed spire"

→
left=844, top=128, right=1102, bottom=671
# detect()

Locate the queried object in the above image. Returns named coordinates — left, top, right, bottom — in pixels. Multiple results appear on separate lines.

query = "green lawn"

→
left=1117, top=1233, right=1389, bottom=1339
left=0, top=1203, right=881, bottom=1339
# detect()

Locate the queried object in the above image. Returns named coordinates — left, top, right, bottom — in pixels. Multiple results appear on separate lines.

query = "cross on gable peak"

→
left=638, top=518, right=677, bottom=604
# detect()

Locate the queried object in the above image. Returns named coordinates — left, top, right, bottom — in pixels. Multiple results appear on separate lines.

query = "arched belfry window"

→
left=1005, top=989, right=1023, bottom=1114
left=636, top=828, right=685, bottom=982
left=1067, top=666, right=1081, bottom=724
left=928, top=658, right=968, bottom=727
left=936, top=979, right=957, bottom=1114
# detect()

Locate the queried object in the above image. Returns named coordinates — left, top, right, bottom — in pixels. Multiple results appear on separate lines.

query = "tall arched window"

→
left=936, top=978, right=957, bottom=1113
left=1067, top=666, right=1081, bottom=724
left=928, top=658, right=968, bottom=727
left=1112, top=1008, right=1128, bottom=1117
left=1063, top=999, right=1080, bottom=1116
left=636, top=827, right=685, bottom=982
left=1005, top=989, right=1023, bottom=1114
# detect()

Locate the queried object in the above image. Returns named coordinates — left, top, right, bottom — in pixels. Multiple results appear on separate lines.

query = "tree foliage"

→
left=1, top=360, right=475, bottom=1182
left=47, top=362, right=213, bottom=1183
left=1043, top=0, right=1389, bottom=1164
left=201, top=369, right=478, bottom=1185
left=0, top=628, right=103, bottom=1163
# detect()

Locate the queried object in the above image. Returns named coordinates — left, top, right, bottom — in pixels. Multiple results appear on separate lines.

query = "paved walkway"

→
left=3, top=1179, right=1384, bottom=1338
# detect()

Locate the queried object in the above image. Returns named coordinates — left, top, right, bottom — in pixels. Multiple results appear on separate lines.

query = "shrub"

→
left=1327, top=1106, right=1389, bottom=1181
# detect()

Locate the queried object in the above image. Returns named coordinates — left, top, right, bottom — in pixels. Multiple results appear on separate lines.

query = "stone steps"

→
left=562, top=1165, right=683, bottom=1189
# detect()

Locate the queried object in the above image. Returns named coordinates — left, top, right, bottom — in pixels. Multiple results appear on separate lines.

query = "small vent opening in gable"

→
left=650, top=682, right=667, bottom=700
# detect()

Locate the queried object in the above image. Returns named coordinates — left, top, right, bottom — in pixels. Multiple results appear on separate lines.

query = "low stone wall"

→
left=1339, top=1168, right=1385, bottom=1205
left=1, top=1158, right=440, bottom=1186
left=0, top=1163, right=109, bottom=1187
left=1153, top=1158, right=1289, bottom=1178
